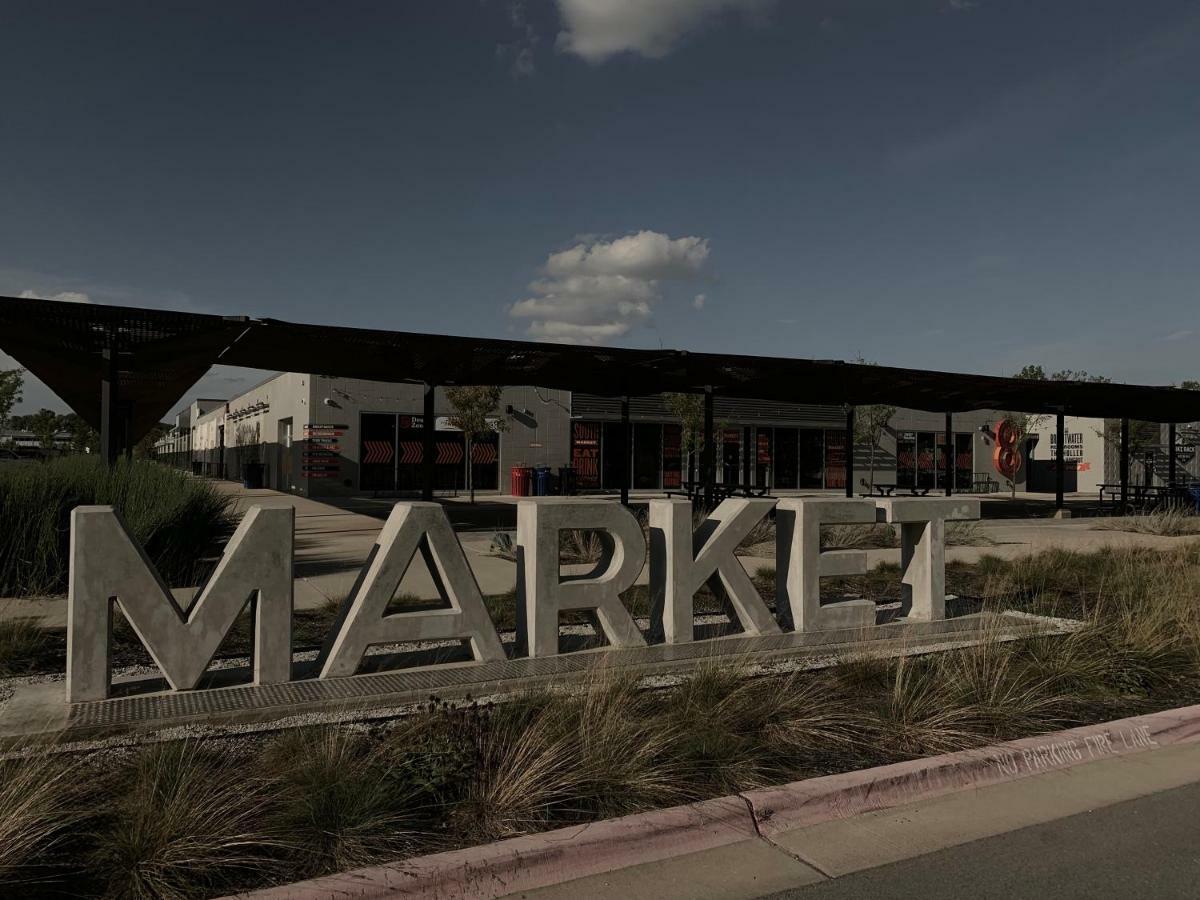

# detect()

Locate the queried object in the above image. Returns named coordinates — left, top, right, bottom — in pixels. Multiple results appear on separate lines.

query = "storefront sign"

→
left=61, top=496, right=978, bottom=703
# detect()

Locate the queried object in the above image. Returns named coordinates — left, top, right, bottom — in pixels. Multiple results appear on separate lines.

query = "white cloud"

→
left=693, top=293, right=707, bottom=309
left=18, top=288, right=92, bottom=304
left=510, top=230, right=711, bottom=344
left=555, top=0, right=773, bottom=62
left=1164, top=329, right=1193, bottom=341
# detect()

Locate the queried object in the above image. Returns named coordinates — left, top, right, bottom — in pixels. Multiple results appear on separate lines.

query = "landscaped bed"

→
left=0, top=457, right=232, bottom=598
left=2, top=542, right=1199, bottom=898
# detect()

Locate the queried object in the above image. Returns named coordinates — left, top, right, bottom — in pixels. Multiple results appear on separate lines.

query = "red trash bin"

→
left=510, top=465, right=533, bottom=497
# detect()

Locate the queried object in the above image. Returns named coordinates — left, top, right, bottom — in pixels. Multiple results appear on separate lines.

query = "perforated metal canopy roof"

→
left=2, top=295, right=1198, bottom=442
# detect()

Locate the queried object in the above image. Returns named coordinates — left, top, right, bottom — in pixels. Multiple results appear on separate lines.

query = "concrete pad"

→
left=770, top=741, right=1200, bottom=878
left=510, top=837, right=825, bottom=900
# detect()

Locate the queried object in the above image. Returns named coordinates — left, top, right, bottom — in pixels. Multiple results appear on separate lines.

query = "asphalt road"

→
left=764, top=782, right=1200, bottom=900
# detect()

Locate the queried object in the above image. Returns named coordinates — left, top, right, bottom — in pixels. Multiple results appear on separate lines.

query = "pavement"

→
left=761, top=781, right=1200, bottom=899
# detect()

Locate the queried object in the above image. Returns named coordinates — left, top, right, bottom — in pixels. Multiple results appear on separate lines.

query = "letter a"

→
left=319, top=503, right=504, bottom=678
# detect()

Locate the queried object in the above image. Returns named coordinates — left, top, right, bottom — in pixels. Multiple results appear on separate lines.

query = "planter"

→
left=241, top=461, right=265, bottom=489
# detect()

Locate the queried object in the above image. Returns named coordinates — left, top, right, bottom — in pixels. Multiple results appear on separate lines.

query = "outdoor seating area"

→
left=1099, top=481, right=1200, bottom=514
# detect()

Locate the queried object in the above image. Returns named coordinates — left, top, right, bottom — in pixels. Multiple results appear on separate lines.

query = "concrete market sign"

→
left=63, top=496, right=979, bottom=704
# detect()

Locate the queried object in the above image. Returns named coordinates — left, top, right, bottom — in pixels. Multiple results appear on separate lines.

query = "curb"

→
left=233, top=704, right=1200, bottom=900
left=744, top=702, right=1200, bottom=836
left=237, top=795, right=756, bottom=899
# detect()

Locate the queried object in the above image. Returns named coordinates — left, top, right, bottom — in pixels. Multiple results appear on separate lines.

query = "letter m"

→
left=67, top=504, right=293, bottom=702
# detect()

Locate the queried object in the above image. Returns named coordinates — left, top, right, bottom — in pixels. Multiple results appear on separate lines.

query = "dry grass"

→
left=265, top=726, right=421, bottom=875
left=0, top=617, right=46, bottom=676
left=0, top=754, right=78, bottom=889
left=1093, top=508, right=1200, bottom=537
left=89, top=741, right=282, bottom=900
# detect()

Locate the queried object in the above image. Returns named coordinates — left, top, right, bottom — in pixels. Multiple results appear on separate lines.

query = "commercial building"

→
left=158, top=374, right=571, bottom=496
left=153, top=371, right=1097, bottom=498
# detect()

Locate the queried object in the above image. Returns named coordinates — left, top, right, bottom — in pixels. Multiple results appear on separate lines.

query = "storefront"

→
left=569, top=420, right=850, bottom=492
left=359, top=412, right=500, bottom=493
left=894, top=431, right=975, bottom=491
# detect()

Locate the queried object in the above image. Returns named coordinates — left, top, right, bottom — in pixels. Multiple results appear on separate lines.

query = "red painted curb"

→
left=744, top=703, right=1200, bottom=836
left=238, top=795, right=755, bottom=899
left=232, top=704, right=1200, bottom=900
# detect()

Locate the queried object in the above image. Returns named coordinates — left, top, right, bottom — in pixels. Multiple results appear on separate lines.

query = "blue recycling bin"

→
left=1190, top=486, right=1200, bottom=515
left=533, top=466, right=554, bottom=496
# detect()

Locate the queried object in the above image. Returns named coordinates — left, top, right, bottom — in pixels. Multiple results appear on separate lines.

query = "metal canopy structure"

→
left=3, top=294, right=1200, bottom=451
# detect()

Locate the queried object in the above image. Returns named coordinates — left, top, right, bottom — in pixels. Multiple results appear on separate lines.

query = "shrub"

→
left=0, top=617, right=47, bottom=675
left=0, top=755, right=78, bottom=889
left=88, top=741, right=279, bottom=900
left=0, top=457, right=232, bottom=596
left=264, top=726, right=422, bottom=875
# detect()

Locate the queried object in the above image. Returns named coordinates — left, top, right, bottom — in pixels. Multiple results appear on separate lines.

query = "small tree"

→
left=0, top=368, right=22, bottom=434
left=446, top=385, right=508, bottom=503
left=1005, top=366, right=1111, bottom=497
left=664, top=392, right=705, bottom=483
left=850, top=360, right=896, bottom=492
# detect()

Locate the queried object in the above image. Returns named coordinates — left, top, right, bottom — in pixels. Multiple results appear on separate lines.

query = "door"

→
left=823, top=429, right=845, bottom=490
left=359, top=413, right=397, bottom=491
left=755, top=428, right=773, bottom=489
left=916, top=432, right=936, bottom=490
left=775, top=428, right=798, bottom=489
left=721, top=429, right=740, bottom=484
left=662, top=424, right=682, bottom=489
left=276, top=418, right=292, bottom=490
left=634, top=423, right=662, bottom=489
left=799, top=429, right=824, bottom=488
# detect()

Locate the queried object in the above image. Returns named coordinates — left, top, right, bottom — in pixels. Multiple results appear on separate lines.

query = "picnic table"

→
left=1100, top=482, right=1198, bottom=511
left=669, top=480, right=771, bottom=503
left=860, top=482, right=931, bottom=497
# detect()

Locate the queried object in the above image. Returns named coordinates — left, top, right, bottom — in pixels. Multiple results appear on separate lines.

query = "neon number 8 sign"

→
left=992, top=419, right=1022, bottom=480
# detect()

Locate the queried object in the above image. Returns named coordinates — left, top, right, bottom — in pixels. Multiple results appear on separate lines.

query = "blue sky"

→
left=3, top=0, right=1199, bottom=414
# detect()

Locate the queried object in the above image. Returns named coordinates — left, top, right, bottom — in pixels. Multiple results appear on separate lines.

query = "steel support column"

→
left=422, top=384, right=436, bottom=501
left=702, top=387, right=714, bottom=510
left=1120, top=417, right=1130, bottom=510
left=620, top=396, right=631, bottom=506
left=1055, top=412, right=1065, bottom=510
left=100, top=339, right=121, bottom=465
left=1168, top=422, right=1177, bottom=487
left=944, top=412, right=953, bottom=497
left=844, top=406, right=855, bottom=498
left=742, top=424, right=752, bottom=496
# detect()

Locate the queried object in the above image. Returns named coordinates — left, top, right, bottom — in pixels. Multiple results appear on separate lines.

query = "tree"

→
left=664, top=392, right=705, bottom=484
left=134, top=422, right=170, bottom=459
left=0, top=368, right=23, bottom=437
left=850, top=360, right=897, bottom=492
left=60, top=413, right=99, bottom=454
left=445, top=386, right=508, bottom=503
left=1005, top=367, right=1114, bottom=496
left=25, top=408, right=62, bottom=451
